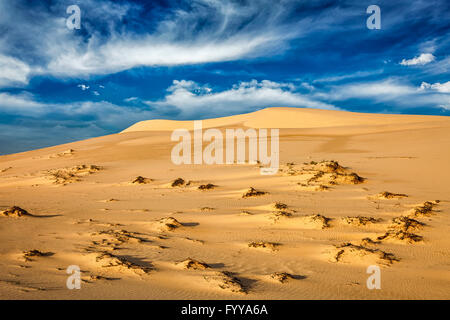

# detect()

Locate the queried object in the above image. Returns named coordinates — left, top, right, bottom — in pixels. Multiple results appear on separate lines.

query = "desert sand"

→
left=0, top=107, right=449, bottom=299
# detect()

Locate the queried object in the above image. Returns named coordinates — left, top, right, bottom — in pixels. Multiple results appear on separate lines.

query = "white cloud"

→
left=145, top=79, right=336, bottom=118
left=400, top=53, right=435, bottom=66
left=78, top=84, right=90, bottom=91
left=0, top=54, right=31, bottom=87
left=419, top=81, right=450, bottom=93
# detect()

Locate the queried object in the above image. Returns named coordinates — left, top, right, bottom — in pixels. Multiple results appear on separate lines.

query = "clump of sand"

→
left=171, top=178, right=186, bottom=187
left=23, top=250, right=53, bottom=261
left=273, top=202, right=288, bottom=210
left=131, top=176, right=153, bottom=184
left=301, top=214, right=331, bottom=229
left=269, top=272, right=297, bottom=283
left=204, top=271, right=246, bottom=294
left=177, top=258, right=210, bottom=270
left=269, top=210, right=292, bottom=222
left=46, top=164, right=102, bottom=185
left=360, top=238, right=381, bottom=246
left=95, top=252, right=153, bottom=275
left=157, top=217, right=182, bottom=231
left=93, top=229, right=148, bottom=246
left=1, top=206, right=33, bottom=218
left=248, top=241, right=279, bottom=251
left=242, top=187, right=267, bottom=198
left=342, top=216, right=382, bottom=226
left=377, top=230, right=423, bottom=244
left=198, top=183, right=216, bottom=190
left=390, top=216, right=425, bottom=232
left=378, top=191, right=408, bottom=199
left=410, top=201, right=438, bottom=217
left=282, top=160, right=365, bottom=187
left=333, top=243, right=399, bottom=265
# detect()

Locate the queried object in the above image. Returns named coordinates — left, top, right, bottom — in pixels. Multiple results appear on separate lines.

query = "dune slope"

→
left=0, top=107, right=449, bottom=299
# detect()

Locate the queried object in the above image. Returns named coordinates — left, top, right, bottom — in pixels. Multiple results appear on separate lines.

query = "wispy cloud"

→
left=0, top=54, right=31, bottom=87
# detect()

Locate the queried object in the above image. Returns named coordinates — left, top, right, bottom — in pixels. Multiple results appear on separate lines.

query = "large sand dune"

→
left=0, top=107, right=449, bottom=299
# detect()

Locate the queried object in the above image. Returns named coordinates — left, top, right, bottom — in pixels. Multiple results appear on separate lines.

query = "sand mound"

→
left=342, top=216, right=381, bottom=226
left=301, top=214, right=331, bottom=229
left=248, top=241, right=280, bottom=251
left=157, top=217, right=182, bottom=231
left=203, top=271, right=246, bottom=294
left=360, top=238, right=381, bottom=246
left=313, top=160, right=347, bottom=174
left=46, top=164, right=102, bottom=185
left=332, top=172, right=365, bottom=184
left=242, top=187, right=267, bottom=198
left=93, top=229, right=148, bottom=246
left=177, top=258, right=210, bottom=270
left=198, top=183, right=216, bottom=190
left=269, top=272, right=298, bottom=283
left=378, top=191, right=408, bottom=199
left=282, top=160, right=365, bottom=187
left=171, top=178, right=186, bottom=187
left=240, top=211, right=253, bottom=216
left=390, top=216, right=425, bottom=232
left=269, top=210, right=293, bottom=222
left=23, top=250, right=53, bottom=261
left=377, top=230, right=423, bottom=244
left=1, top=206, right=33, bottom=218
left=410, top=201, right=438, bottom=217
left=333, top=243, right=399, bottom=265
left=273, top=202, right=288, bottom=210
left=95, top=252, right=153, bottom=275
left=131, top=176, right=153, bottom=184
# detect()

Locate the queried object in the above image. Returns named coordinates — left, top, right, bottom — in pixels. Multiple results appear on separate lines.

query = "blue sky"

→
left=0, top=0, right=449, bottom=154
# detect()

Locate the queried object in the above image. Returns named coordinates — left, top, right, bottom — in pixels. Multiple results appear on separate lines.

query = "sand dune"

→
left=0, top=107, right=449, bottom=299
